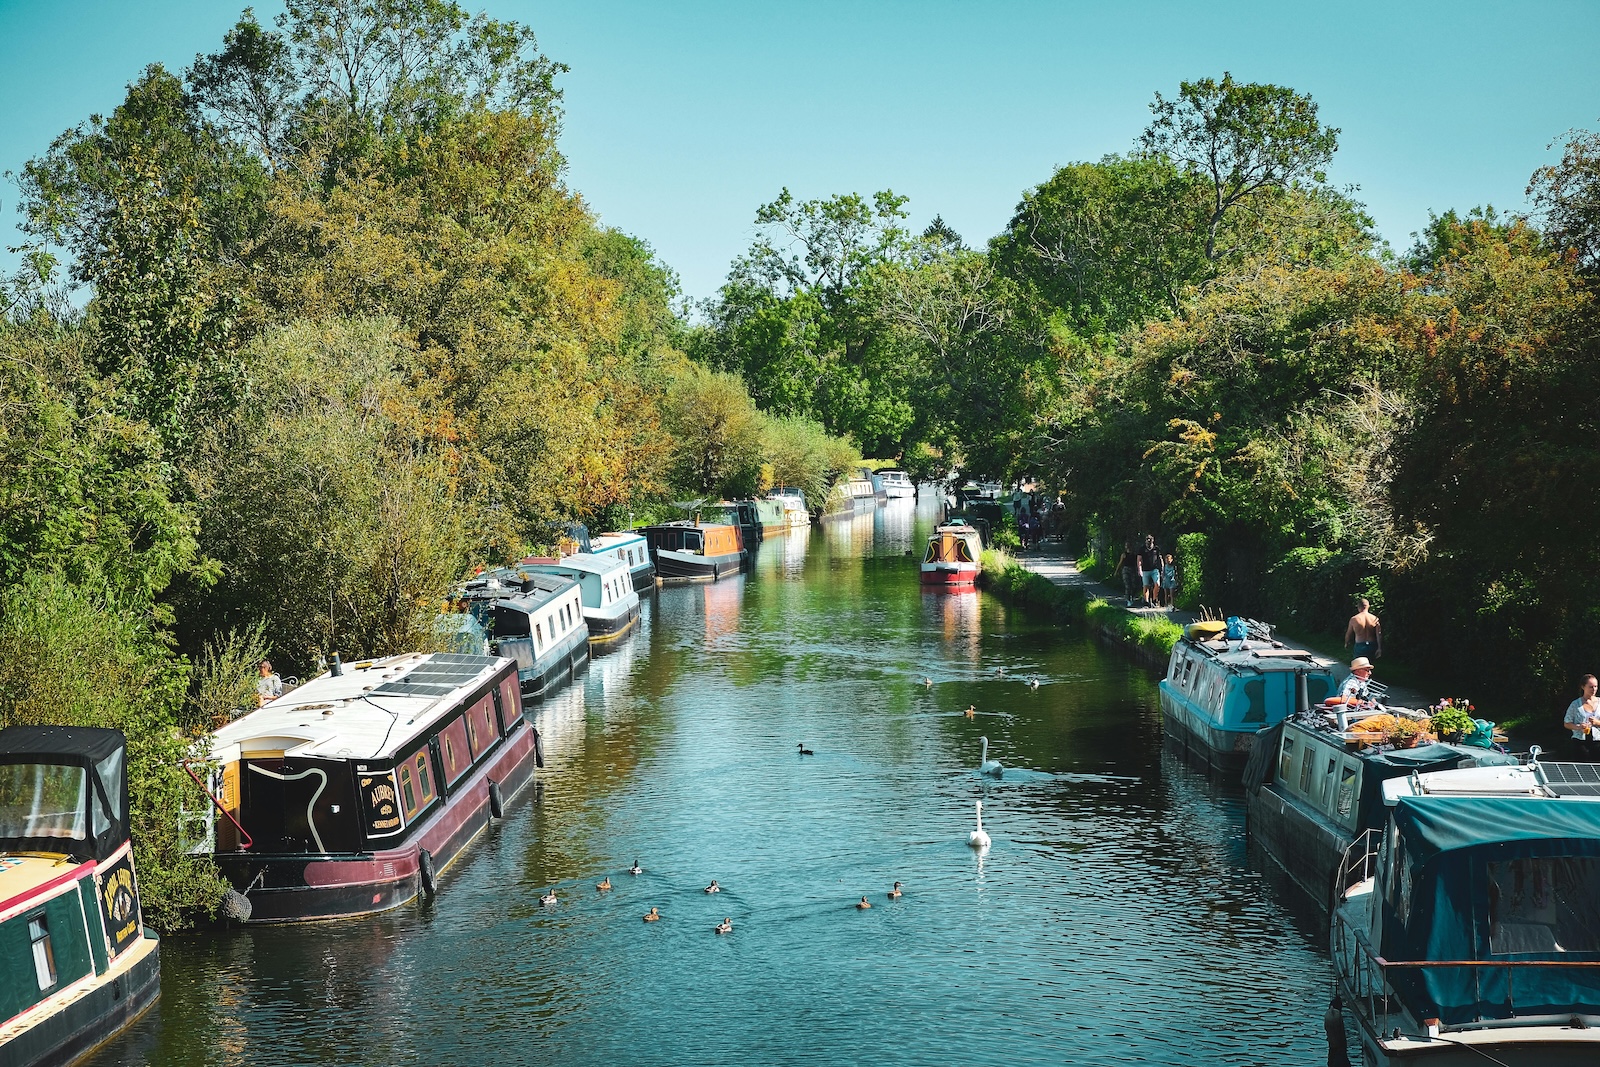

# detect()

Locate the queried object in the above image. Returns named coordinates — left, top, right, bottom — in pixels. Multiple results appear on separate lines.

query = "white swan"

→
left=968, top=800, right=991, bottom=849
left=978, top=736, right=1003, bottom=777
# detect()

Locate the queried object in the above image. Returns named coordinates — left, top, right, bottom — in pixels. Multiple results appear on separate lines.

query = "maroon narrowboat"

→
left=201, top=652, right=541, bottom=922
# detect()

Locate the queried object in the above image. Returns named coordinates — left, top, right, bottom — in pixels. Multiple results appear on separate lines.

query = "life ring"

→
left=488, top=780, right=504, bottom=820
left=418, top=848, right=437, bottom=899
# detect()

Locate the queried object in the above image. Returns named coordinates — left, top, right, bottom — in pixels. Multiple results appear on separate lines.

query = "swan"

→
left=539, top=888, right=558, bottom=906
left=856, top=896, right=872, bottom=909
left=714, top=917, right=733, bottom=934
left=629, top=859, right=642, bottom=875
left=968, top=800, right=991, bottom=849
left=963, top=704, right=976, bottom=719
left=796, top=743, right=814, bottom=756
left=705, top=880, right=721, bottom=894
left=643, top=907, right=660, bottom=922
left=887, top=881, right=903, bottom=899
left=597, top=877, right=612, bottom=891
left=978, top=736, right=1003, bottom=777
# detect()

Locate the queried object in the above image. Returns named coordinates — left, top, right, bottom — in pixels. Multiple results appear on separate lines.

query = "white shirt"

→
left=1340, top=673, right=1373, bottom=701
left=1565, top=697, right=1599, bottom=740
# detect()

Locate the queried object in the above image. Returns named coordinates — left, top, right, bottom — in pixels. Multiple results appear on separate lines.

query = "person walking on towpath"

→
left=1137, top=535, right=1162, bottom=608
left=1111, top=541, right=1139, bottom=607
left=1565, top=674, right=1600, bottom=756
left=1345, top=598, right=1382, bottom=661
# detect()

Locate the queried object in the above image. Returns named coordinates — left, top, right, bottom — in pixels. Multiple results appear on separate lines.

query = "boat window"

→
left=498, top=677, right=521, bottom=733
left=1335, top=762, right=1359, bottom=826
left=1240, top=678, right=1267, bottom=725
left=1306, top=675, right=1331, bottom=704
left=535, top=622, right=544, bottom=649
left=439, top=718, right=472, bottom=787
left=1320, top=756, right=1338, bottom=808
left=1298, top=744, right=1316, bottom=795
left=467, top=695, right=497, bottom=760
left=1489, top=858, right=1600, bottom=954
left=29, top=916, right=57, bottom=991
left=0, top=762, right=87, bottom=841
left=1279, top=737, right=1296, bottom=781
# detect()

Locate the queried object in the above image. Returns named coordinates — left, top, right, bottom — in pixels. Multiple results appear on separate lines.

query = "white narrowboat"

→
left=519, top=553, right=642, bottom=646
left=877, top=469, right=915, bottom=499
left=458, top=570, right=590, bottom=700
left=588, top=531, right=657, bottom=593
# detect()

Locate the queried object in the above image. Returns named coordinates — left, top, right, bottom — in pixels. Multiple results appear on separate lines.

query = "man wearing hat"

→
left=1340, top=657, right=1376, bottom=704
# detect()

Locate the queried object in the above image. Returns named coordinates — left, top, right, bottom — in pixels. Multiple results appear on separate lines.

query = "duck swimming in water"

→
left=796, top=743, right=814, bottom=756
left=888, top=881, right=903, bottom=899
left=963, top=704, right=976, bottom=719
left=629, top=860, right=642, bottom=875
left=856, top=896, right=872, bottom=910
left=643, top=907, right=660, bottom=922
left=1029, top=675, right=1040, bottom=690
left=539, top=888, right=558, bottom=906
left=714, top=917, right=733, bottom=934
left=705, top=880, right=721, bottom=894
left=597, top=877, right=613, bottom=891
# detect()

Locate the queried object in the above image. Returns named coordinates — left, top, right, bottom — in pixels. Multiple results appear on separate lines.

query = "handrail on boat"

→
left=1332, top=827, right=1382, bottom=907
left=181, top=758, right=253, bottom=850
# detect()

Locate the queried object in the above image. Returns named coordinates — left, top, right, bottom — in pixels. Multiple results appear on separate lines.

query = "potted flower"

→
left=1385, top=716, right=1423, bottom=749
left=1430, top=699, right=1476, bottom=744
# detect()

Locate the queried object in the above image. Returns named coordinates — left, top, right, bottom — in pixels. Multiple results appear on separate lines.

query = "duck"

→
left=539, top=888, right=558, bottom=906
left=796, top=743, right=814, bottom=756
left=597, top=877, right=613, bottom=891
left=705, top=880, right=721, bottom=894
left=963, top=704, right=976, bottom=719
left=969, top=800, right=991, bottom=849
left=888, top=881, right=903, bottom=899
left=856, top=896, right=872, bottom=909
left=643, top=907, right=660, bottom=922
left=978, top=736, right=1003, bottom=778
left=923, top=676, right=933, bottom=689
left=629, top=859, right=642, bottom=875
left=1029, top=675, right=1040, bottom=690
left=714, top=917, right=733, bottom=934
left=994, top=665, right=1006, bottom=677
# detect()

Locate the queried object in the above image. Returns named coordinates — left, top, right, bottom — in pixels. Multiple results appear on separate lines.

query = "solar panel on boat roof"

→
left=1538, top=762, right=1600, bottom=797
left=371, top=653, right=495, bottom=698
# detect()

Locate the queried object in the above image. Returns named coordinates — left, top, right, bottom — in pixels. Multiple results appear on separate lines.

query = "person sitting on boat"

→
left=1339, top=657, right=1377, bottom=705
left=257, top=659, right=284, bottom=706
left=1564, top=674, right=1600, bottom=752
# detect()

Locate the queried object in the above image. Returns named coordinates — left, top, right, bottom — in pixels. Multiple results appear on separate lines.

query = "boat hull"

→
left=516, top=628, right=590, bottom=701
left=655, top=549, right=742, bottom=583
left=1247, top=782, right=1349, bottom=909
left=0, top=933, right=160, bottom=1067
left=1158, top=684, right=1256, bottom=774
left=920, top=564, right=978, bottom=588
left=214, top=723, right=539, bottom=923
left=586, top=600, right=641, bottom=646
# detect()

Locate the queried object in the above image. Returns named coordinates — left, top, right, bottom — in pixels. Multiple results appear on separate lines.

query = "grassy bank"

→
left=980, top=549, right=1182, bottom=663
left=1084, top=597, right=1184, bottom=661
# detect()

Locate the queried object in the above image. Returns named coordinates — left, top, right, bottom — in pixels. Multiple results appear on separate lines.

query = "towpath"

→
left=1008, top=542, right=1430, bottom=709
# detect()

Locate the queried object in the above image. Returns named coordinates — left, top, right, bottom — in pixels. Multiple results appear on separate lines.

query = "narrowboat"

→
left=768, top=488, right=811, bottom=527
left=702, top=500, right=764, bottom=549
left=877, top=469, right=915, bottom=499
left=518, top=553, right=641, bottom=646
left=1246, top=705, right=1515, bottom=911
left=640, top=522, right=744, bottom=583
left=1330, top=755, right=1600, bottom=1064
left=202, top=652, right=541, bottom=922
left=0, top=727, right=160, bottom=1067
left=457, top=570, right=589, bottom=700
left=750, top=498, right=787, bottom=536
left=921, top=518, right=984, bottom=588
left=1158, top=627, right=1338, bottom=774
left=588, top=531, right=657, bottom=593
left=845, top=470, right=877, bottom=511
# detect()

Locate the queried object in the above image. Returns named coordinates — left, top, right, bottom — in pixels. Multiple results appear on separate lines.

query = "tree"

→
left=188, top=8, right=299, bottom=167
left=1529, top=125, right=1600, bottom=274
left=1141, top=73, right=1339, bottom=261
left=661, top=363, right=765, bottom=499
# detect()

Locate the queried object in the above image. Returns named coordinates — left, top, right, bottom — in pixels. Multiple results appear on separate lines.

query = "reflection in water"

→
left=94, top=500, right=1334, bottom=1067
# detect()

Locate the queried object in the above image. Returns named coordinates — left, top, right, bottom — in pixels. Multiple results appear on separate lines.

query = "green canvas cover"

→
left=1379, top=795, right=1600, bottom=1024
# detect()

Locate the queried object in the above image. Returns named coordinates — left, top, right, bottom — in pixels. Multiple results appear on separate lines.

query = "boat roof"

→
left=1384, top=759, right=1600, bottom=804
left=460, top=569, right=577, bottom=609
left=590, top=530, right=646, bottom=549
left=1393, top=792, right=1600, bottom=866
left=208, top=652, right=509, bottom=764
left=1181, top=637, right=1338, bottom=674
left=519, top=552, right=627, bottom=580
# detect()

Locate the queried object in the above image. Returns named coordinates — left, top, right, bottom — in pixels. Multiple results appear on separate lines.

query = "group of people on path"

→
left=1113, top=535, right=1176, bottom=609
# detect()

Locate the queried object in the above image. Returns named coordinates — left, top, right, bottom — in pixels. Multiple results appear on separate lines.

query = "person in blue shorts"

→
left=1137, top=535, right=1161, bottom=608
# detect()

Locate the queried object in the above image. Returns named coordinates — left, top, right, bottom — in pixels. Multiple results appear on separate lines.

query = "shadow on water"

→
left=92, top=493, right=1335, bottom=1066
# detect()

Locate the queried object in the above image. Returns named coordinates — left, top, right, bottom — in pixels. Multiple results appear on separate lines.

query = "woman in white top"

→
left=1564, top=674, right=1599, bottom=743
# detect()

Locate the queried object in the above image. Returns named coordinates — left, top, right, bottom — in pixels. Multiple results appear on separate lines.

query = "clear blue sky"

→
left=3, top=0, right=1597, bottom=302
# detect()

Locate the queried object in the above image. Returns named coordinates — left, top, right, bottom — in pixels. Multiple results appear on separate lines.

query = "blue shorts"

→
left=1353, top=641, right=1375, bottom=659
left=1141, top=569, right=1159, bottom=589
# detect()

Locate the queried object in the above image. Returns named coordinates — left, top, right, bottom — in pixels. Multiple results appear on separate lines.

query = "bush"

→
left=1173, top=532, right=1207, bottom=610
left=1263, top=546, right=1377, bottom=635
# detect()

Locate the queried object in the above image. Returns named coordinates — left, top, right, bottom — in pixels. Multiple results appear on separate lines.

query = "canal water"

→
left=95, top=499, right=1335, bottom=1066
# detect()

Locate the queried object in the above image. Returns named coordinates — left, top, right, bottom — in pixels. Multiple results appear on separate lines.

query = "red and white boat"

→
left=921, top=519, right=984, bottom=588
left=201, top=651, right=540, bottom=922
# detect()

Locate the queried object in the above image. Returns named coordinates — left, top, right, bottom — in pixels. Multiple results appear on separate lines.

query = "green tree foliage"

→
left=759, top=414, right=861, bottom=507
left=1529, top=126, right=1600, bottom=274
left=661, top=363, right=765, bottom=500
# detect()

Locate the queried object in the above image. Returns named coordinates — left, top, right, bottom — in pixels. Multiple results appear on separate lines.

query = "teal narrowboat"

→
left=0, top=727, right=159, bottom=1067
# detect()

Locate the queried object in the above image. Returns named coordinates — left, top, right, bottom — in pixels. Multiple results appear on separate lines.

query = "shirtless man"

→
left=1345, top=598, right=1382, bottom=661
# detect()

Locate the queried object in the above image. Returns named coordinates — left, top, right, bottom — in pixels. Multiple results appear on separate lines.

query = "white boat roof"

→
left=1383, top=760, right=1600, bottom=804
left=209, top=652, right=508, bottom=764
left=519, top=552, right=627, bottom=580
left=590, top=530, right=646, bottom=548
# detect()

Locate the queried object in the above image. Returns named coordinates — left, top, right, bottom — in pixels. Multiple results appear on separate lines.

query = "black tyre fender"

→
left=488, top=779, right=504, bottom=820
left=418, top=848, right=437, bottom=899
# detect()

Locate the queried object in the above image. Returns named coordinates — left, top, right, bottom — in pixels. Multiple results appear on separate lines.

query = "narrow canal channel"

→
left=95, top=500, right=1335, bottom=1066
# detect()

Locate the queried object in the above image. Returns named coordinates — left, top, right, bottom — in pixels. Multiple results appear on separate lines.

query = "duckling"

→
left=539, top=888, right=558, bottom=906
left=597, top=877, right=613, bottom=891
left=856, top=896, right=872, bottom=910
left=704, top=880, right=721, bottom=894
left=923, top=676, right=933, bottom=689
left=888, top=881, right=903, bottom=899
left=629, top=859, right=642, bottom=875
left=964, top=704, right=976, bottom=719
left=643, top=907, right=660, bottom=922
left=796, top=743, right=814, bottom=756
left=714, top=917, right=733, bottom=934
